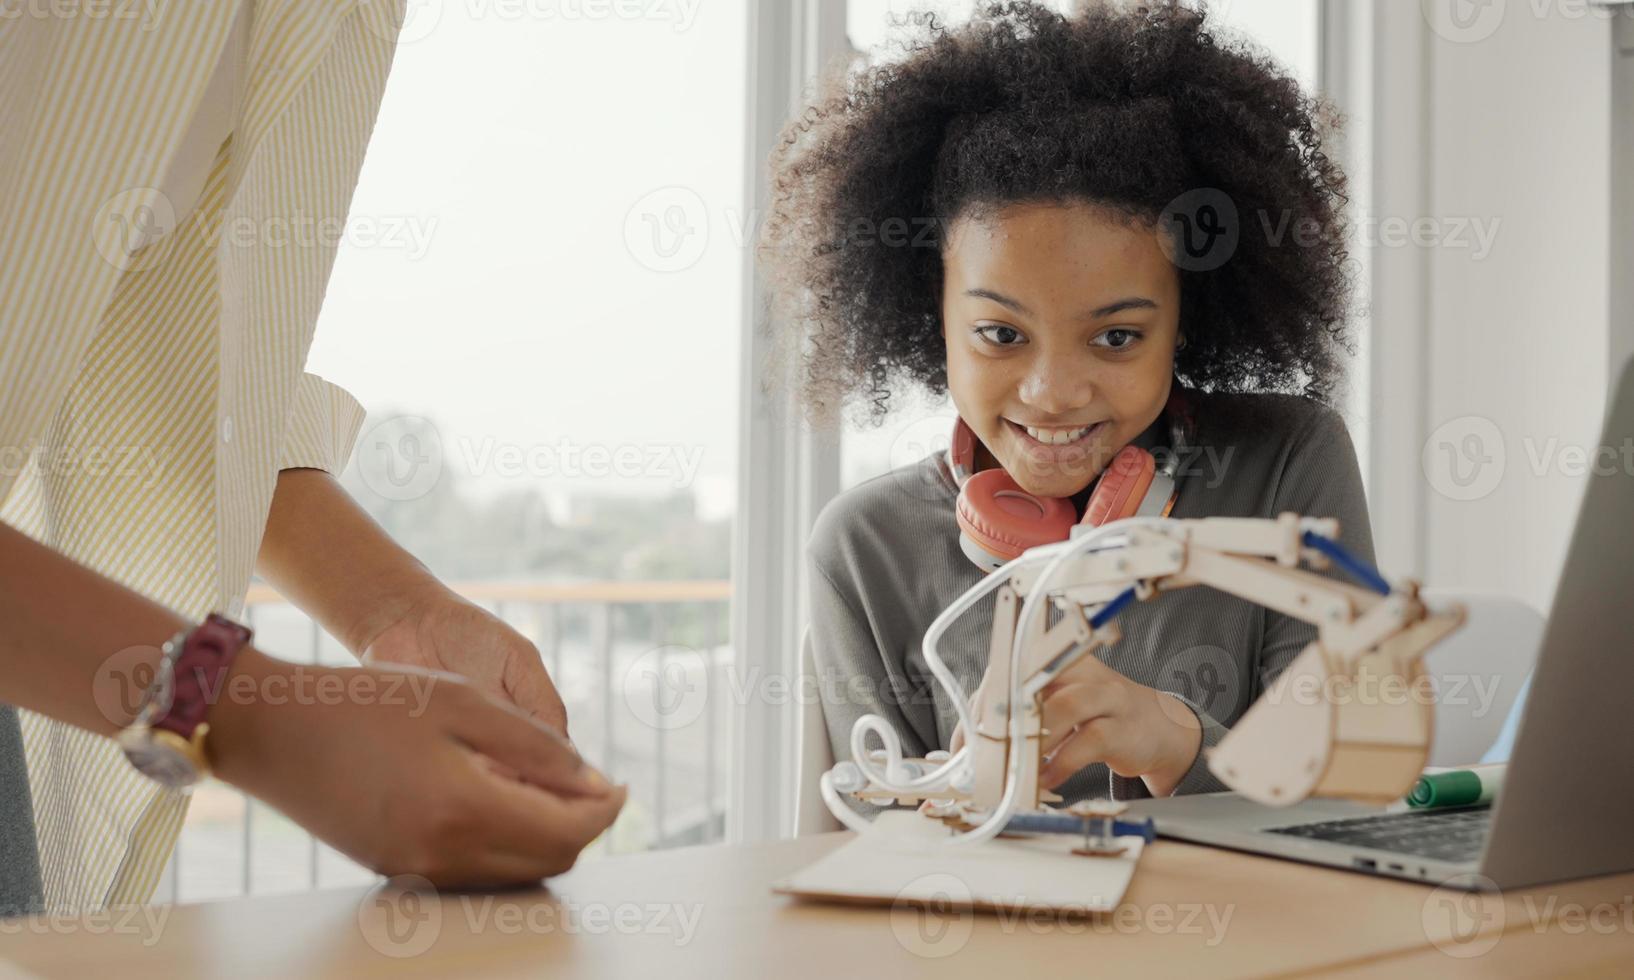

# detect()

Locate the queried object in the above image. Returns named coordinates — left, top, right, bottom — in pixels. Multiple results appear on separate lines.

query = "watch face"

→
left=118, top=728, right=201, bottom=789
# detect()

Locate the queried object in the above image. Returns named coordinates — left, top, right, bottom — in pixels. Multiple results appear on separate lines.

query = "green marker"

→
left=1408, top=764, right=1506, bottom=809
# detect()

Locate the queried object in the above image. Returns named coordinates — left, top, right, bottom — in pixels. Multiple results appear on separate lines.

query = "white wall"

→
left=1368, top=0, right=1619, bottom=615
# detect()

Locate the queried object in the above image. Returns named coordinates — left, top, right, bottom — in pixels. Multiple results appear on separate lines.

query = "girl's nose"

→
left=1017, top=358, right=1094, bottom=416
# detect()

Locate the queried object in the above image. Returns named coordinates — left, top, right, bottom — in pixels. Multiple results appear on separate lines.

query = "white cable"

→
left=948, top=517, right=1181, bottom=846
left=819, top=518, right=1180, bottom=841
left=846, top=546, right=1061, bottom=796
left=819, top=770, right=878, bottom=834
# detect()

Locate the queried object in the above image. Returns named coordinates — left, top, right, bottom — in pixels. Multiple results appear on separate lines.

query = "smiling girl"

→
left=763, top=1, right=1375, bottom=804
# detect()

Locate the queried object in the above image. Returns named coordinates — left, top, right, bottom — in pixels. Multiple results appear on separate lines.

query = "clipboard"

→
left=773, top=810, right=1146, bottom=916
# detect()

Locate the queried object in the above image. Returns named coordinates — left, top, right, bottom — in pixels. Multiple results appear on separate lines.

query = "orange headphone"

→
left=949, top=392, right=1191, bottom=571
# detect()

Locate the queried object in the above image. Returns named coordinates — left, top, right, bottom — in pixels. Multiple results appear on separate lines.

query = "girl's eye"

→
left=1094, top=328, right=1143, bottom=350
left=975, top=324, right=1025, bottom=347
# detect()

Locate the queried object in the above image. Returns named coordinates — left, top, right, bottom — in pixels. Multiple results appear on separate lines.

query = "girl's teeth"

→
left=1023, top=423, right=1093, bottom=445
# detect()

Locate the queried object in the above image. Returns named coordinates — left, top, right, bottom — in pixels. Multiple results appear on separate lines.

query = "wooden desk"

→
left=3, top=833, right=1631, bottom=978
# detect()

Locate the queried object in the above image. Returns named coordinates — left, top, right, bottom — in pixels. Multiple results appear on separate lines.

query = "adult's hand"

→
left=362, top=592, right=569, bottom=736
left=211, top=650, right=622, bottom=887
left=258, top=469, right=571, bottom=735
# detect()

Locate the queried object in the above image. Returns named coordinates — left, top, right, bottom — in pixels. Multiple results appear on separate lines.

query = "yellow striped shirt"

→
left=0, top=0, right=403, bottom=911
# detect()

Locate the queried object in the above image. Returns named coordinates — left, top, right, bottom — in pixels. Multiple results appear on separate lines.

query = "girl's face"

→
left=941, top=201, right=1182, bottom=499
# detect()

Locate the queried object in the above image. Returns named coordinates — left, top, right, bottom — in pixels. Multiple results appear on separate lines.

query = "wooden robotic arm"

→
left=829, top=513, right=1467, bottom=834
left=993, top=515, right=1466, bottom=807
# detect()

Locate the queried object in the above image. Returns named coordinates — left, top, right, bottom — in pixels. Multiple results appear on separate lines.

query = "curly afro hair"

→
left=760, top=1, right=1356, bottom=424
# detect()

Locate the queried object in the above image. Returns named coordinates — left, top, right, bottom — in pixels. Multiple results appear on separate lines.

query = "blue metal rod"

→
left=1300, top=531, right=1392, bottom=596
left=1089, top=586, right=1139, bottom=629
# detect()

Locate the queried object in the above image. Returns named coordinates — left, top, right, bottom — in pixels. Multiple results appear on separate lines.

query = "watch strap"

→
left=152, top=613, right=252, bottom=739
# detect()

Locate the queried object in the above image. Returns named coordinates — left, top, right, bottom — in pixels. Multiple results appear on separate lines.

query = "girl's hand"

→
left=1037, top=652, right=1202, bottom=797
left=362, top=589, right=570, bottom=737
left=211, top=649, right=622, bottom=886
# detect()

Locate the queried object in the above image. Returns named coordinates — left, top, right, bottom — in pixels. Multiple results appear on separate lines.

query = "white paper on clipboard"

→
left=773, top=810, right=1145, bottom=915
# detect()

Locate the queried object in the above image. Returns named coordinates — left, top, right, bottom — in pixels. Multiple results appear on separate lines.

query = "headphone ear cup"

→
left=955, top=468, right=1077, bottom=567
left=1083, top=445, right=1157, bottom=527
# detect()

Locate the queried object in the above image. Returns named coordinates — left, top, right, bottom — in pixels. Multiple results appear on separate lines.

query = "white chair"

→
left=1419, top=590, right=1544, bottom=767
left=793, top=627, right=842, bottom=836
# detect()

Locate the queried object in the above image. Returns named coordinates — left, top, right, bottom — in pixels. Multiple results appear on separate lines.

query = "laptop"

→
left=1125, top=356, right=1634, bottom=891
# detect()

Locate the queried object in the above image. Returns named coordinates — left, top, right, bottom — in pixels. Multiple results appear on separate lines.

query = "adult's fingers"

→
left=503, top=647, right=570, bottom=736
left=449, top=689, right=608, bottom=798
left=468, top=762, right=627, bottom=876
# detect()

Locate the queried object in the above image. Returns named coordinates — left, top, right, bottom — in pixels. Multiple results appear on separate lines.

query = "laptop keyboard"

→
left=1264, top=806, right=1491, bottom=864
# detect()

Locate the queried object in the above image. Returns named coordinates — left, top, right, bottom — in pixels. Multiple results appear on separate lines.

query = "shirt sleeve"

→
left=278, top=372, right=367, bottom=474
left=1165, top=401, right=1377, bottom=796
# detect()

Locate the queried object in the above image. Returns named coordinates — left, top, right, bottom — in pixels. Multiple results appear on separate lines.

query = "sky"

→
left=307, top=0, right=1318, bottom=519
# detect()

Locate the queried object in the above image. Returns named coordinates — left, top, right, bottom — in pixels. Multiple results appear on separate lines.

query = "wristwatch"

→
left=117, top=613, right=252, bottom=788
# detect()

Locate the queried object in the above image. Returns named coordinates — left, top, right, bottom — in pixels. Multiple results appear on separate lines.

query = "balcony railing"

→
left=159, top=580, right=733, bottom=903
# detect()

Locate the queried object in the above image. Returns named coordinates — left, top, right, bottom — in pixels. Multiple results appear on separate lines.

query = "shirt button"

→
left=221, top=415, right=234, bottom=443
